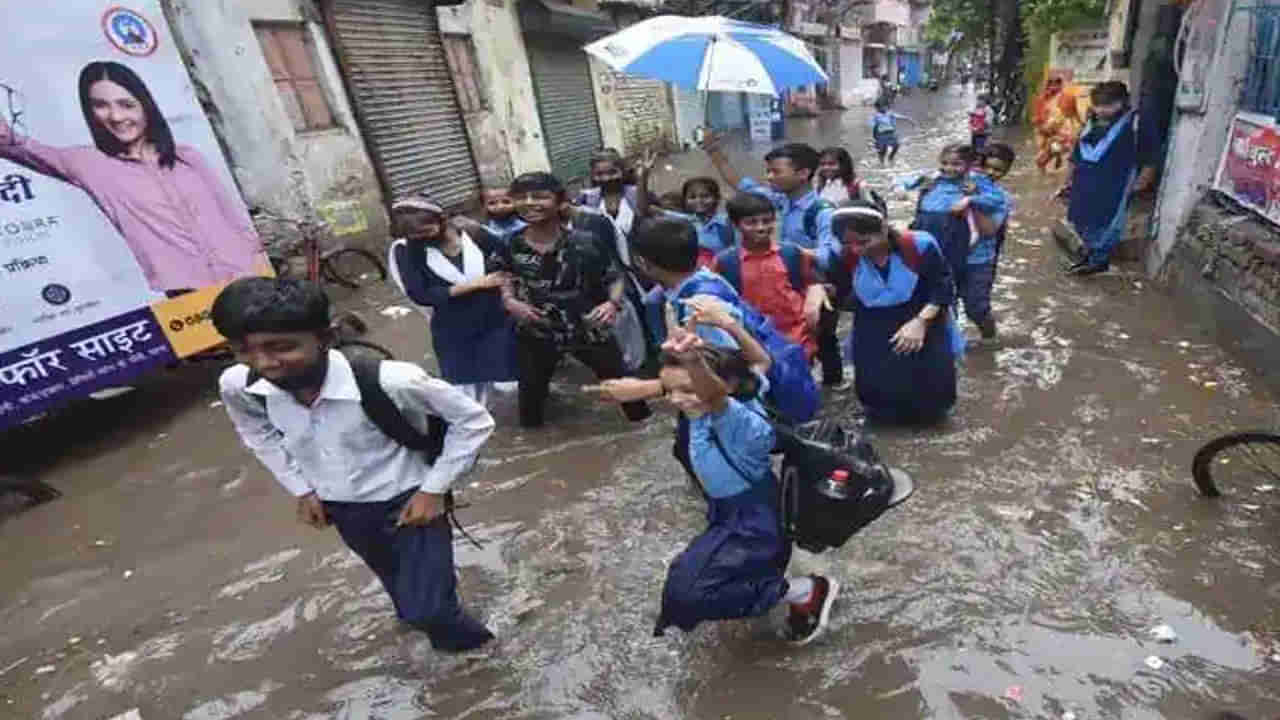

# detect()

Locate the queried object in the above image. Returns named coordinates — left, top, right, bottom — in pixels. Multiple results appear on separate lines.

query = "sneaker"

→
left=1063, top=258, right=1090, bottom=274
left=787, top=575, right=840, bottom=646
left=1067, top=261, right=1110, bottom=277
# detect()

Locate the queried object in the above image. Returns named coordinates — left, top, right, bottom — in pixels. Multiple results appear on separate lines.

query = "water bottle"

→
left=819, top=468, right=851, bottom=500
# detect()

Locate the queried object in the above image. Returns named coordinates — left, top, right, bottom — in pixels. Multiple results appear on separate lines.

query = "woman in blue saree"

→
left=835, top=200, right=961, bottom=425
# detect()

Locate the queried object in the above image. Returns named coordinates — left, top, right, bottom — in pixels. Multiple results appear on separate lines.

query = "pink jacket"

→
left=1, top=140, right=263, bottom=291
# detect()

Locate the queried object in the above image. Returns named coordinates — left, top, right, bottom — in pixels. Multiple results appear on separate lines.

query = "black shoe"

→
left=1063, top=258, right=1090, bottom=273
left=1067, top=262, right=1110, bottom=276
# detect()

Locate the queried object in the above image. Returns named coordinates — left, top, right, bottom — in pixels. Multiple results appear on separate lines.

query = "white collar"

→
left=244, top=349, right=361, bottom=403
left=423, top=232, right=484, bottom=285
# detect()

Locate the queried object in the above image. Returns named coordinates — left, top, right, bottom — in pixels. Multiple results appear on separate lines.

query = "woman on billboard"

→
left=0, top=60, right=264, bottom=294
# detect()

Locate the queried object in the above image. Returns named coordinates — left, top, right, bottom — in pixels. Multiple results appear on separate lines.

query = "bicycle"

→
left=253, top=209, right=388, bottom=289
left=1191, top=431, right=1280, bottom=497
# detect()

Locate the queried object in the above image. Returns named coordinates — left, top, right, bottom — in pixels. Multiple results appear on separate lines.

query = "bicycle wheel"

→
left=336, top=338, right=394, bottom=362
left=321, top=247, right=387, bottom=289
left=1191, top=431, right=1280, bottom=498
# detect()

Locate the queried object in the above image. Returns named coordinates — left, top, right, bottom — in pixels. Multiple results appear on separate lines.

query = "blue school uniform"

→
left=390, top=230, right=516, bottom=385
left=737, top=178, right=836, bottom=267
left=1068, top=111, right=1139, bottom=266
left=845, top=231, right=960, bottom=424
left=907, top=174, right=973, bottom=288
left=870, top=111, right=901, bottom=151
left=654, top=397, right=791, bottom=635
left=960, top=175, right=1010, bottom=327
left=662, top=209, right=737, bottom=257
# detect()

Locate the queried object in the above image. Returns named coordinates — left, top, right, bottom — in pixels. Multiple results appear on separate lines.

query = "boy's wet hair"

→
left=726, top=191, right=776, bottom=224
left=682, top=176, right=721, bottom=200
left=510, top=171, right=566, bottom=199
left=819, top=146, right=856, bottom=184
left=984, top=142, right=1017, bottom=166
left=1090, top=80, right=1130, bottom=106
left=211, top=276, right=330, bottom=341
left=633, top=217, right=698, bottom=272
left=659, top=344, right=761, bottom=398
left=940, top=143, right=976, bottom=166
left=765, top=143, right=820, bottom=177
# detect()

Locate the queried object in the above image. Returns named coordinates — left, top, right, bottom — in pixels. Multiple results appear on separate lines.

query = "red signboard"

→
left=1214, top=113, right=1280, bottom=226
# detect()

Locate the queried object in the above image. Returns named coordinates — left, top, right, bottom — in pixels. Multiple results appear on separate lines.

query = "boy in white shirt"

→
left=213, top=276, right=495, bottom=652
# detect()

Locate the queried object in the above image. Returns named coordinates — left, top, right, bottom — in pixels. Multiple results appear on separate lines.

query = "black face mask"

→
left=269, top=350, right=330, bottom=392
left=599, top=178, right=625, bottom=193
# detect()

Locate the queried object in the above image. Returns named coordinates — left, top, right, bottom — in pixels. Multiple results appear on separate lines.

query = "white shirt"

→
left=218, top=351, right=495, bottom=501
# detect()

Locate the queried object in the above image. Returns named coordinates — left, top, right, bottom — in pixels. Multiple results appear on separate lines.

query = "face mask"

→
left=600, top=178, right=625, bottom=193
left=269, top=350, right=330, bottom=392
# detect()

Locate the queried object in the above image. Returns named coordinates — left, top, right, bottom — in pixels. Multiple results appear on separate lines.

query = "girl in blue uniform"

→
left=835, top=199, right=960, bottom=425
left=653, top=323, right=839, bottom=646
left=387, top=196, right=517, bottom=406
left=905, top=144, right=977, bottom=290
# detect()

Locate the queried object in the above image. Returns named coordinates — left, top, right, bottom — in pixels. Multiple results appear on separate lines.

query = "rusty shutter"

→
left=612, top=74, right=669, bottom=153
left=525, top=37, right=602, bottom=182
left=328, top=0, right=479, bottom=206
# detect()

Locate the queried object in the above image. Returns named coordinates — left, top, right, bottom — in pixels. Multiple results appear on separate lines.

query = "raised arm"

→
left=700, top=130, right=744, bottom=190
left=0, top=117, right=84, bottom=187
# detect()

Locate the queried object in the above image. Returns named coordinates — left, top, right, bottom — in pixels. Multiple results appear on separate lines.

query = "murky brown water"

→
left=3, top=87, right=1279, bottom=720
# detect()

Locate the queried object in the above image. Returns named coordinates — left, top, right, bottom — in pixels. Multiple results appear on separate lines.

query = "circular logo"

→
left=168, top=319, right=185, bottom=332
left=42, top=283, right=71, bottom=306
left=102, top=7, right=159, bottom=57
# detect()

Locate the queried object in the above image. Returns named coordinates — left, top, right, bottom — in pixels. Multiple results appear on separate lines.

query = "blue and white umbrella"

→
left=584, top=15, right=828, bottom=96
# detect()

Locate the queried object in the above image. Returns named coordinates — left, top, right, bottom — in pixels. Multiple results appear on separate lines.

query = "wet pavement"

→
left=3, top=87, right=1280, bottom=720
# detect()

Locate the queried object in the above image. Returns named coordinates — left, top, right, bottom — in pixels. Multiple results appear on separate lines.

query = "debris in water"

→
left=1256, top=485, right=1275, bottom=492
left=1240, top=504, right=1261, bottom=511
left=1144, top=655, right=1165, bottom=670
left=1140, top=437, right=1162, bottom=445
left=68, top=637, right=81, bottom=645
left=209, top=401, right=223, bottom=409
left=108, top=711, right=142, bottom=720
left=1149, top=624, right=1177, bottom=643
left=1203, top=381, right=1219, bottom=389
left=92, top=539, right=109, bottom=547
left=0, top=656, right=29, bottom=677
left=1063, top=713, right=1077, bottom=720
left=1003, top=685, right=1023, bottom=703
left=1177, top=341, right=1191, bottom=349
left=379, top=305, right=412, bottom=318
left=34, top=664, right=55, bottom=675
left=123, top=570, right=134, bottom=580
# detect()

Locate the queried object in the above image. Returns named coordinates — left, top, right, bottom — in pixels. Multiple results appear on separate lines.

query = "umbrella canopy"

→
left=584, top=15, right=828, bottom=96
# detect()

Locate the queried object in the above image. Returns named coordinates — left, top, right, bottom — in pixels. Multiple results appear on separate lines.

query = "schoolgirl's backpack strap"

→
left=713, top=246, right=743, bottom=293
left=894, top=230, right=924, bottom=272
left=778, top=243, right=808, bottom=293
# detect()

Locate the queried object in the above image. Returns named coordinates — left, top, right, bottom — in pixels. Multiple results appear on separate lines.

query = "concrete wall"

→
left=1148, top=2, right=1251, bottom=274
left=590, top=56, right=627, bottom=152
left=162, top=0, right=386, bottom=245
left=437, top=0, right=551, bottom=184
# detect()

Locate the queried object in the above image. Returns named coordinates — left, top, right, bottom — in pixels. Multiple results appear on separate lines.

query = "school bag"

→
left=969, top=109, right=989, bottom=134
left=712, top=243, right=808, bottom=296
left=802, top=199, right=835, bottom=245
left=243, top=348, right=481, bottom=545
left=709, top=413, right=912, bottom=553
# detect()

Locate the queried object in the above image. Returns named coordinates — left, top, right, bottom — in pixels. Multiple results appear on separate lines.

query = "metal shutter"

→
left=329, top=0, right=479, bottom=206
left=613, top=74, right=670, bottom=153
left=525, top=38, right=602, bottom=182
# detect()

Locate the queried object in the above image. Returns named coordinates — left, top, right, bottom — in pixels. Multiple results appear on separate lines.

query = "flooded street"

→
left=3, top=88, right=1280, bottom=719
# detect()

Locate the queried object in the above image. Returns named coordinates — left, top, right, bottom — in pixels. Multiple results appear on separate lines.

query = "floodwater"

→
left=3, top=88, right=1279, bottom=720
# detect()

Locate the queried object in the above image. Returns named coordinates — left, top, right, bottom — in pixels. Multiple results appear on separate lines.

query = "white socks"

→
left=784, top=576, right=814, bottom=605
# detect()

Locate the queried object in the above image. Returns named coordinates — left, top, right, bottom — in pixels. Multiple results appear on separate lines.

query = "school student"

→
left=493, top=172, right=652, bottom=428
left=711, top=192, right=830, bottom=365
left=575, top=149, right=645, bottom=253
left=832, top=200, right=962, bottom=425
left=815, top=146, right=871, bottom=205
left=652, top=328, right=839, bottom=645
left=970, top=95, right=994, bottom=151
left=481, top=185, right=526, bottom=243
left=386, top=196, right=516, bottom=406
left=1057, top=81, right=1159, bottom=276
left=213, top=276, right=495, bottom=653
left=869, top=101, right=917, bottom=166
left=641, top=175, right=736, bottom=269
left=903, top=144, right=978, bottom=295
left=952, top=144, right=1015, bottom=344
left=701, top=136, right=844, bottom=387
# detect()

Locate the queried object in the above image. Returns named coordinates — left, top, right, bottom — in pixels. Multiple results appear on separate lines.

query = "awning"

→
left=519, top=0, right=615, bottom=41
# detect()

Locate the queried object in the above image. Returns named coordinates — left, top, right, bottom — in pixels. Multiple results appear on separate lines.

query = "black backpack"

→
left=709, top=415, right=904, bottom=553
left=244, top=349, right=479, bottom=545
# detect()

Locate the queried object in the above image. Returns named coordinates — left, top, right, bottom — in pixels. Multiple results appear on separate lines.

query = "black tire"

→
left=321, top=247, right=387, bottom=289
left=1191, top=431, right=1280, bottom=498
left=336, top=338, right=394, bottom=361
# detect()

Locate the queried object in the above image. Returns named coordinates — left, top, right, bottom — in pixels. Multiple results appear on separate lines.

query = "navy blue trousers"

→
left=323, top=490, right=493, bottom=652
left=960, top=260, right=996, bottom=329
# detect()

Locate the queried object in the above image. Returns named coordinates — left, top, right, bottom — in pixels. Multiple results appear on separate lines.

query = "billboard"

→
left=1214, top=113, right=1280, bottom=227
left=0, top=2, right=267, bottom=429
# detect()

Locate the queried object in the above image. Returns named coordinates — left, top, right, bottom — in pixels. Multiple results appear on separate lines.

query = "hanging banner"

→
left=1213, top=113, right=1280, bottom=227
left=1051, top=28, right=1110, bottom=85
left=0, top=1, right=267, bottom=430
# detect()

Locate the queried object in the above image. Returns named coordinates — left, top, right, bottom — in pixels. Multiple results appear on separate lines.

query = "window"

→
left=442, top=35, right=488, bottom=114
left=254, top=23, right=336, bottom=132
left=1240, top=3, right=1280, bottom=118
